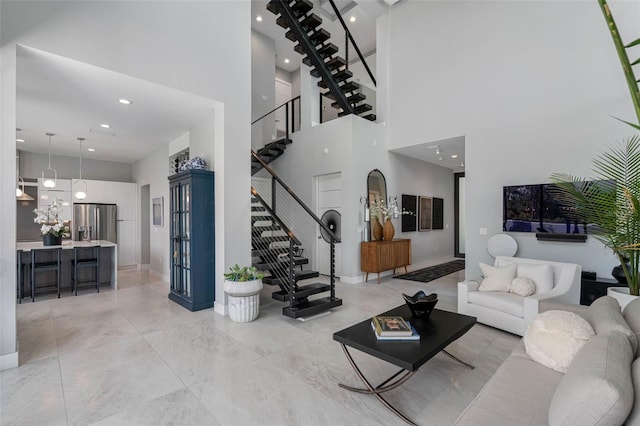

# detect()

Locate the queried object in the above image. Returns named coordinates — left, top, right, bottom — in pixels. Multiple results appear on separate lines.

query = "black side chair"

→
left=17, top=250, right=25, bottom=303
left=31, top=248, right=62, bottom=302
left=71, top=246, right=100, bottom=295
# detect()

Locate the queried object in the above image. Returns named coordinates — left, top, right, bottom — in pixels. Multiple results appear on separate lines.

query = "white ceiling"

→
left=16, top=46, right=219, bottom=164
left=389, top=136, right=466, bottom=171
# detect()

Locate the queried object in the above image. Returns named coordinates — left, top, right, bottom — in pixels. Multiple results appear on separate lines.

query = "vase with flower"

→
left=369, top=196, right=411, bottom=241
left=33, top=198, right=70, bottom=246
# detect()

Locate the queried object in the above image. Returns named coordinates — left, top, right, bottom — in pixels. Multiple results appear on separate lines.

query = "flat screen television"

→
left=503, top=183, right=587, bottom=234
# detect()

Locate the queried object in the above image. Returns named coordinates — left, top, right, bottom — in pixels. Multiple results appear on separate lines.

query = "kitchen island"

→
left=16, top=240, right=118, bottom=299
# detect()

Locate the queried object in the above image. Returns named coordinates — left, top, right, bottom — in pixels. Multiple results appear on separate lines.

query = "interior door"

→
left=455, top=172, right=466, bottom=257
left=316, top=172, right=342, bottom=277
left=275, top=78, right=292, bottom=138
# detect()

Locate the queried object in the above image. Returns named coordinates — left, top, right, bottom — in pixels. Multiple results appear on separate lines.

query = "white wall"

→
left=252, top=30, right=276, bottom=149
left=132, top=144, right=171, bottom=279
left=20, top=151, right=133, bottom=182
left=1, top=1, right=251, bottom=366
left=273, top=115, right=455, bottom=282
left=383, top=0, right=640, bottom=279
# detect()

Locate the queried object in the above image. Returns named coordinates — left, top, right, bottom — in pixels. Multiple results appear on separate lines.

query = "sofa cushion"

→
left=478, top=262, right=516, bottom=292
left=624, top=297, right=640, bottom=358
left=548, top=331, right=634, bottom=426
left=517, top=263, right=554, bottom=294
left=590, top=296, right=638, bottom=355
left=523, top=310, right=594, bottom=373
left=455, top=355, right=563, bottom=426
left=468, top=290, right=524, bottom=317
left=510, top=276, right=536, bottom=297
left=623, top=358, right=640, bottom=425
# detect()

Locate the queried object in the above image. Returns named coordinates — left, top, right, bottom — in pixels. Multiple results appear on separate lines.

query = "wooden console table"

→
left=361, top=239, right=411, bottom=284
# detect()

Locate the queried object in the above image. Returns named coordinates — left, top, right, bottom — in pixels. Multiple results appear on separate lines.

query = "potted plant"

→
left=551, top=137, right=640, bottom=306
left=223, top=264, right=264, bottom=322
left=33, top=198, right=69, bottom=246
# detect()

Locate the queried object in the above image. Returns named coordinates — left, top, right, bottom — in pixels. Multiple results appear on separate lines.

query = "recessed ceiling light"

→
left=451, top=154, right=458, bottom=158
left=256, top=15, right=262, bottom=22
left=284, top=58, right=290, bottom=64
left=350, top=16, right=356, bottom=22
left=100, top=123, right=111, bottom=128
left=88, top=148, right=96, bottom=152
left=461, top=162, right=465, bottom=167
left=16, top=138, right=25, bottom=143
left=438, top=157, right=443, bottom=161
left=118, top=98, right=132, bottom=105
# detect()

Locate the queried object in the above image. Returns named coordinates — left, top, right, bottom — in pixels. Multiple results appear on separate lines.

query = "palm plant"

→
left=551, top=136, right=640, bottom=296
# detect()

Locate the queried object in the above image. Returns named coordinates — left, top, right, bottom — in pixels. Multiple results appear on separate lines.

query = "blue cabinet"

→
left=168, top=170, right=215, bottom=311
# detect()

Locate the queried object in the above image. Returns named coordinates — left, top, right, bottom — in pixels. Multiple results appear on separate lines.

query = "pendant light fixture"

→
left=74, top=137, right=87, bottom=200
left=15, top=151, right=35, bottom=201
left=42, top=132, right=57, bottom=188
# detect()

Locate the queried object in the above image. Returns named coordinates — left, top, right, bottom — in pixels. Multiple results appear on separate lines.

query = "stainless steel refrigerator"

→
left=73, top=203, right=118, bottom=243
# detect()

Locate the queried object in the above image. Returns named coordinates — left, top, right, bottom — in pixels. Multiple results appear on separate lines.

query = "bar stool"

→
left=31, top=248, right=62, bottom=302
left=17, top=250, right=25, bottom=303
left=71, top=246, right=100, bottom=295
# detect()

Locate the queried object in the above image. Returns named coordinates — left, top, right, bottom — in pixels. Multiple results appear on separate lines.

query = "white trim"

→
left=0, top=351, right=18, bottom=371
left=340, top=275, right=365, bottom=284
left=138, top=263, right=150, bottom=270
left=214, top=301, right=228, bottom=316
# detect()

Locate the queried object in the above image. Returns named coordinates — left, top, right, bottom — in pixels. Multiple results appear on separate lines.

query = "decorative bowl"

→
left=402, top=291, right=438, bottom=318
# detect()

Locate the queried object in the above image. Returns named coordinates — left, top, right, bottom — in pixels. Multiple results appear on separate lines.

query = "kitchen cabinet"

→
left=117, top=220, right=136, bottom=266
left=168, top=170, right=215, bottom=311
left=37, top=178, right=72, bottom=222
left=73, top=179, right=137, bottom=220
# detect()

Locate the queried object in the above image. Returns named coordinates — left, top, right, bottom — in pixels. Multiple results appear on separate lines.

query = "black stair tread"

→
left=294, top=44, right=305, bottom=55
left=251, top=215, right=273, bottom=222
left=271, top=282, right=331, bottom=302
left=251, top=206, right=266, bottom=212
left=283, top=297, right=343, bottom=318
left=252, top=247, right=290, bottom=257
left=300, top=13, right=322, bottom=30
left=253, top=235, right=290, bottom=245
left=291, top=0, right=314, bottom=15
left=276, top=16, right=288, bottom=29
left=338, top=103, right=372, bottom=116
left=333, top=68, right=353, bottom=82
left=251, top=224, right=280, bottom=231
left=362, top=113, right=377, bottom=121
left=318, top=43, right=338, bottom=57
left=262, top=269, right=320, bottom=285
left=303, top=56, right=345, bottom=70
left=254, top=257, right=309, bottom=271
left=310, top=29, right=331, bottom=45
left=317, top=80, right=360, bottom=93
left=331, top=92, right=366, bottom=108
left=285, top=30, right=298, bottom=42
left=266, top=1, right=279, bottom=14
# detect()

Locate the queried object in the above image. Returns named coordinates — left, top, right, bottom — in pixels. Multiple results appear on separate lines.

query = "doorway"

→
left=140, top=184, right=151, bottom=266
left=454, top=172, right=466, bottom=258
left=316, top=172, right=342, bottom=277
left=275, top=78, right=292, bottom=138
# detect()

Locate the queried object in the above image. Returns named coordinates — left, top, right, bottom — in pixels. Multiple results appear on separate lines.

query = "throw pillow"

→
left=510, top=277, right=536, bottom=297
left=590, top=295, right=638, bottom=355
left=516, top=263, right=554, bottom=294
left=478, top=262, right=517, bottom=292
left=523, top=310, right=595, bottom=373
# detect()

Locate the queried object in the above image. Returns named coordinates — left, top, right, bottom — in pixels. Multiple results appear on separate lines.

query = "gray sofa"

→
left=456, top=296, right=640, bottom=425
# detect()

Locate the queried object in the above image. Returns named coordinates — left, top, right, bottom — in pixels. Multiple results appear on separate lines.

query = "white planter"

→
left=607, top=287, right=638, bottom=310
left=224, top=279, right=263, bottom=322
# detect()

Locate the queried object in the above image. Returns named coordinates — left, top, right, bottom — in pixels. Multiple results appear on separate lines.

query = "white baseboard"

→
left=0, top=351, right=18, bottom=371
left=340, top=274, right=365, bottom=284
left=138, top=264, right=150, bottom=270
left=214, top=301, right=228, bottom=316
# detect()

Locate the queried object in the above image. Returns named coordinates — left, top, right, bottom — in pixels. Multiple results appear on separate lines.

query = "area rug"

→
left=394, top=259, right=466, bottom=284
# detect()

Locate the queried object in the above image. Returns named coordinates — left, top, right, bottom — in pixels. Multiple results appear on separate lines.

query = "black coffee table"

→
left=333, top=306, right=476, bottom=425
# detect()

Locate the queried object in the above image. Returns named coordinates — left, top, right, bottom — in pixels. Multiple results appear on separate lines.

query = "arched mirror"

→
left=368, top=169, right=387, bottom=206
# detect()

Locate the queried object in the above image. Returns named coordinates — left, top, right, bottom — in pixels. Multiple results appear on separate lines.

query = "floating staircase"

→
left=251, top=137, right=292, bottom=176
left=251, top=191, right=342, bottom=318
left=267, top=0, right=376, bottom=122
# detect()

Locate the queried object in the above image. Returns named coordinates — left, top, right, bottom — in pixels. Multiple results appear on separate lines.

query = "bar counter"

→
left=16, top=240, right=119, bottom=298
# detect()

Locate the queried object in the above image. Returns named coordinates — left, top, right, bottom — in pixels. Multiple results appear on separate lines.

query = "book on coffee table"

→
left=371, top=316, right=413, bottom=337
left=371, top=321, right=420, bottom=340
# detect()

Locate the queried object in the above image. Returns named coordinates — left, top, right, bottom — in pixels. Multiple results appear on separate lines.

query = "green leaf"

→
left=612, top=116, right=640, bottom=131
left=626, top=37, right=640, bottom=48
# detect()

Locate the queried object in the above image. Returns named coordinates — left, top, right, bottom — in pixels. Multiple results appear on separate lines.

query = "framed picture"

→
left=401, top=194, right=417, bottom=232
left=152, top=197, right=164, bottom=226
left=419, top=196, right=432, bottom=231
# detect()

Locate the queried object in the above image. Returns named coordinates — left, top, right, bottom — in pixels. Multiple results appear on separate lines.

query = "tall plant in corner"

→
left=552, top=0, right=640, bottom=296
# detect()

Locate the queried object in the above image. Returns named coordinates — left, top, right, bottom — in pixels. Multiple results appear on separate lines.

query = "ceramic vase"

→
left=383, top=219, right=395, bottom=241
left=224, top=279, right=263, bottom=322
left=43, top=234, right=62, bottom=246
left=372, top=219, right=383, bottom=241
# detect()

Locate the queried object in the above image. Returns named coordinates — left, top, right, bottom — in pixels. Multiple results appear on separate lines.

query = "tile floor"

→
left=1, top=257, right=519, bottom=426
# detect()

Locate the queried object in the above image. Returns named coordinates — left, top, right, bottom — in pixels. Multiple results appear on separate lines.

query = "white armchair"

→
left=458, top=256, right=582, bottom=336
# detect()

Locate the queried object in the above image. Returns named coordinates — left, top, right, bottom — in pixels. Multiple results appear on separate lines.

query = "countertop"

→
left=17, top=240, right=117, bottom=252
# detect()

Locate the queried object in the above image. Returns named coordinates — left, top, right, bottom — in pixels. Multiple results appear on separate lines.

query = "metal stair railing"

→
left=251, top=150, right=340, bottom=307
left=252, top=96, right=301, bottom=152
